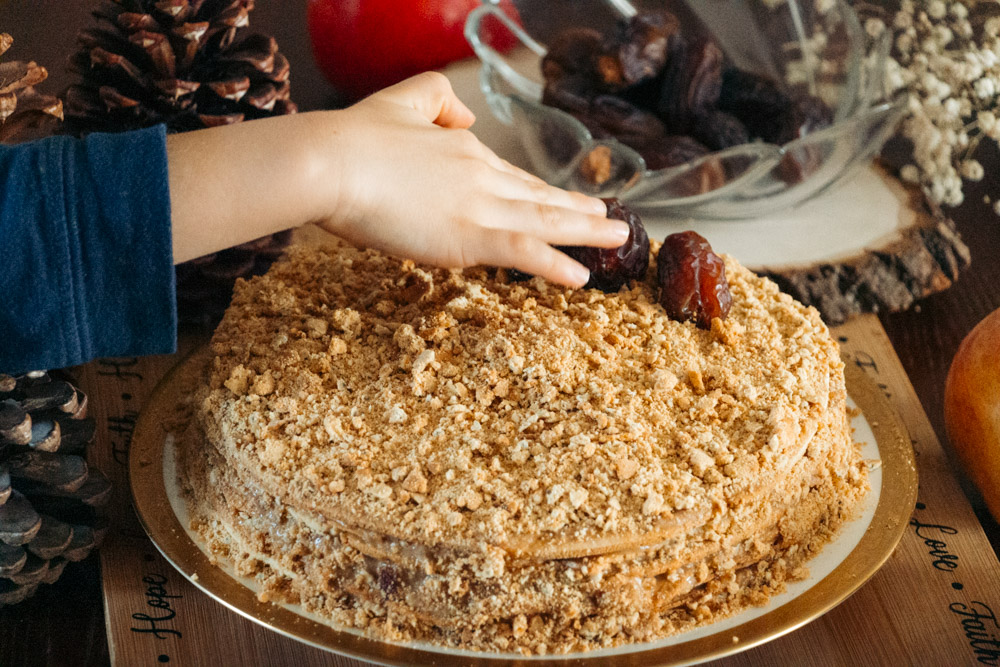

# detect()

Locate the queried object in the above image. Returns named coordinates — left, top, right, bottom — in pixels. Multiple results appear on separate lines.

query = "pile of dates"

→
left=540, top=197, right=731, bottom=330
left=540, top=9, right=832, bottom=192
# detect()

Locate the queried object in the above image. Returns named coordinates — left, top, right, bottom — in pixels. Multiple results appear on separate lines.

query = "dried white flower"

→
left=961, top=159, right=984, bottom=181
left=900, top=164, right=922, bottom=182
left=853, top=0, right=1000, bottom=213
left=866, top=18, right=886, bottom=39
left=975, top=76, right=997, bottom=99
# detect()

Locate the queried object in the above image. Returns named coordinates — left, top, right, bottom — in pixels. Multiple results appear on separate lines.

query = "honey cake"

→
left=176, top=240, right=869, bottom=654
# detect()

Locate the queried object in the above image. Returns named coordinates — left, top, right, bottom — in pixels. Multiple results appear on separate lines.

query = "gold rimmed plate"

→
left=129, top=350, right=917, bottom=666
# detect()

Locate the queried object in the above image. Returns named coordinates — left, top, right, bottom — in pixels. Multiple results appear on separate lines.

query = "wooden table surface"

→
left=1, top=2, right=999, bottom=666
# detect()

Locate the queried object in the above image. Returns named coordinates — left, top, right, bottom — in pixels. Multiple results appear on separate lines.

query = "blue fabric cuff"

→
left=0, top=125, right=176, bottom=374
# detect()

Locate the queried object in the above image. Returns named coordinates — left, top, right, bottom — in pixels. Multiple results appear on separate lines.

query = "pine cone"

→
left=0, top=33, right=63, bottom=144
left=0, top=372, right=110, bottom=606
left=175, top=228, right=293, bottom=328
left=65, top=0, right=297, bottom=132
left=65, top=0, right=299, bottom=326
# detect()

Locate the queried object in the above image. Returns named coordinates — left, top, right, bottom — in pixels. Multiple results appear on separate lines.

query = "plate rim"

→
left=128, top=350, right=917, bottom=667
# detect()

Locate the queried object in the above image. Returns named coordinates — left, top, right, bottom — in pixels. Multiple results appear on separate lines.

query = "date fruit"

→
left=657, top=36, right=723, bottom=133
left=657, top=231, right=731, bottom=328
left=542, top=28, right=605, bottom=84
left=575, top=95, right=667, bottom=148
left=560, top=198, right=650, bottom=292
left=719, top=69, right=832, bottom=145
left=639, top=135, right=726, bottom=196
left=543, top=74, right=596, bottom=115
left=692, top=109, right=749, bottom=151
left=638, top=135, right=710, bottom=170
left=542, top=26, right=627, bottom=92
left=537, top=14, right=835, bottom=191
left=718, top=67, right=792, bottom=141
left=617, top=10, right=680, bottom=85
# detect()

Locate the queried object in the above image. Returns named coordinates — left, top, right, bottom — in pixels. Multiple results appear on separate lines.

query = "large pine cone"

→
left=65, top=0, right=299, bottom=326
left=0, top=372, right=109, bottom=606
left=0, top=33, right=63, bottom=144
left=65, top=0, right=297, bottom=132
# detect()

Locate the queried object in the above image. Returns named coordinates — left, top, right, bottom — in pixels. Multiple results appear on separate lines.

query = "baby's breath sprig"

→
left=853, top=0, right=1000, bottom=210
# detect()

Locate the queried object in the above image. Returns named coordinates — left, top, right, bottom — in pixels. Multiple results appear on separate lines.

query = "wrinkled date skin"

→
left=542, top=26, right=626, bottom=92
left=657, top=36, right=723, bottom=133
left=692, top=109, right=749, bottom=151
left=542, top=28, right=606, bottom=83
left=617, top=10, right=680, bottom=85
left=638, top=136, right=726, bottom=196
left=560, top=198, right=650, bottom=292
left=638, top=134, right=710, bottom=170
left=543, top=74, right=597, bottom=115
left=657, top=231, right=732, bottom=328
left=574, top=95, right=667, bottom=148
left=718, top=68, right=831, bottom=145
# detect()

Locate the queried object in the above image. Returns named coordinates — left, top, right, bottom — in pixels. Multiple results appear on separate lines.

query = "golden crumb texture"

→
left=180, top=240, right=868, bottom=654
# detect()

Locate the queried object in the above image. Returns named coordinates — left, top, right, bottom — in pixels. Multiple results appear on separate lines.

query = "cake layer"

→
left=179, top=408, right=864, bottom=653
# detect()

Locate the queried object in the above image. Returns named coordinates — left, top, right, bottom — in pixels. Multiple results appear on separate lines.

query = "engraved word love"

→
left=910, top=516, right=959, bottom=572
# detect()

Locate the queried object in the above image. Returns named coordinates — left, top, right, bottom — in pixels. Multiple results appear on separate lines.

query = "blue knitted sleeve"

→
left=0, top=125, right=176, bottom=374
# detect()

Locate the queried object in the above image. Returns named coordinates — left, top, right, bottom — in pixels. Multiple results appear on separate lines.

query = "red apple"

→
left=944, top=306, right=1000, bottom=522
left=307, top=0, right=519, bottom=101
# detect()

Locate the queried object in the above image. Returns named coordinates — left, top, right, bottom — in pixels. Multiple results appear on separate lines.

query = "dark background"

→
left=1, top=1, right=999, bottom=665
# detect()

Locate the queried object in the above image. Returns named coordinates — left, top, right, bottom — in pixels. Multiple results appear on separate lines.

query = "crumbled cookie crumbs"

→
left=179, top=240, right=869, bottom=655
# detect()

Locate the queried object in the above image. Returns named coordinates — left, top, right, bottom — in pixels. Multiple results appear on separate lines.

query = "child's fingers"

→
left=375, top=72, right=476, bottom=129
left=478, top=197, right=628, bottom=249
left=475, top=146, right=546, bottom=183
left=470, top=228, right=591, bottom=287
left=488, top=171, right=609, bottom=217
left=473, top=149, right=608, bottom=216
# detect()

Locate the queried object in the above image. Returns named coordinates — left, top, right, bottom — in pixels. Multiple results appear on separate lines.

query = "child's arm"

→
left=0, top=73, right=625, bottom=375
left=168, top=72, right=628, bottom=288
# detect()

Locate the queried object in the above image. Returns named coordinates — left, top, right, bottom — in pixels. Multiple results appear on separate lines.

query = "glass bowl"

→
left=465, top=0, right=906, bottom=219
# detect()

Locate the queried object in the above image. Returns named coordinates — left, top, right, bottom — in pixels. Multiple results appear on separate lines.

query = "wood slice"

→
left=757, top=167, right=971, bottom=325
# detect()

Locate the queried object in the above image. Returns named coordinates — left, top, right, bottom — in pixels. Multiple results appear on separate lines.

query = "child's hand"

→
left=312, top=73, right=628, bottom=287
left=168, top=73, right=628, bottom=287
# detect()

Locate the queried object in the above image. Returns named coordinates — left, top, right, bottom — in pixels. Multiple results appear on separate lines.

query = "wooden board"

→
left=76, top=314, right=1000, bottom=666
